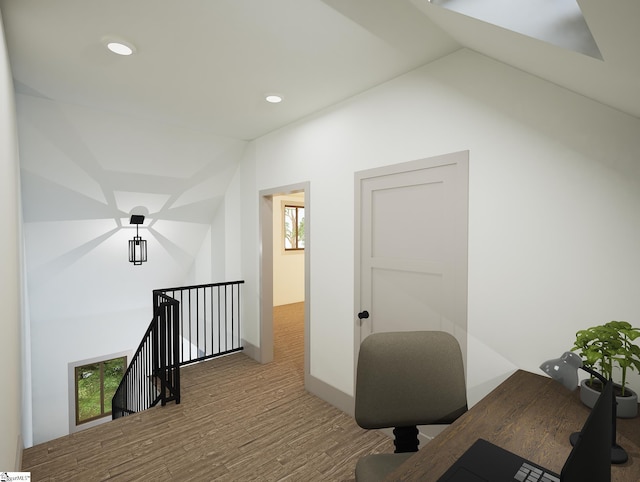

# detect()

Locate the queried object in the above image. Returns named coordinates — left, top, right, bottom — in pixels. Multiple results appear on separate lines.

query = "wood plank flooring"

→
left=22, top=302, right=393, bottom=481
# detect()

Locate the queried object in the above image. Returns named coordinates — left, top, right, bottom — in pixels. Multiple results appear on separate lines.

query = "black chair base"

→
left=393, top=425, right=419, bottom=453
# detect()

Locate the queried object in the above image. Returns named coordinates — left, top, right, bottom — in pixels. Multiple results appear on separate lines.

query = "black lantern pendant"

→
left=128, top=214, right=147, bottom=265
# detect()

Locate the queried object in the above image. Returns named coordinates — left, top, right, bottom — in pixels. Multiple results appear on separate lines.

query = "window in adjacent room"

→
left=284, top=204, right=305, bottom=250
left=74, top=355, right=126, bottom=425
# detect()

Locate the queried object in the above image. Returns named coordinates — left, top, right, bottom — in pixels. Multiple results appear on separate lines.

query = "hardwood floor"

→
left=22, top=302, right=393, bottom=481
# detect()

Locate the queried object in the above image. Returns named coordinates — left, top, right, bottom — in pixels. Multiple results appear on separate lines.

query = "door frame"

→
left=259, top=182, right=310, bottom=382
left=354, top=151, right=469, bottom=379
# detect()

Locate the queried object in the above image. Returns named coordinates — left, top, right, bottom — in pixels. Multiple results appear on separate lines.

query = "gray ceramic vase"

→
left=579, top=379, right=638, bottom=418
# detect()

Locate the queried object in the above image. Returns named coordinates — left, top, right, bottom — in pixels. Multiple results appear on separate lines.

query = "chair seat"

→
left=355, top=452, right=415, bottom=482
left=354, top=331, right=467, bottom=480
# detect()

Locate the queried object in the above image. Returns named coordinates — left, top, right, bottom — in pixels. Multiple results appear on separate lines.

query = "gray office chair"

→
left=354, top=331, right=468, bottom=482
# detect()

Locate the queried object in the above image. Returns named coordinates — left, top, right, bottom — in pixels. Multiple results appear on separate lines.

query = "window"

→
left=75, top=356, right=126, bottom=425
left=284, top=204, right=305, bottom=250
left=427, top=0, right=600, bottom=59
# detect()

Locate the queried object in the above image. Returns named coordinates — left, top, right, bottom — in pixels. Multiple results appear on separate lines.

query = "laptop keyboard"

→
left=514, top=462, right=560, bottom=482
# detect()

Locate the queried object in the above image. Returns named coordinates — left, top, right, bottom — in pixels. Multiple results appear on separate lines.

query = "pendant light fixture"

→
left=128, top=214, right=147, bottom=265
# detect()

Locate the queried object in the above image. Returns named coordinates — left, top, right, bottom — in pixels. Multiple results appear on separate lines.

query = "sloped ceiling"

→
left=1, top=0, right=639, bottom=287
left=0, top=0, right=460, bottom=141
left=2, top=0, right=637, bottom=143
left=0, top=1, right=461, bottom=283
left=412, top=0, right=640, bottom=120
left=3, top=0, right=639, bottom=183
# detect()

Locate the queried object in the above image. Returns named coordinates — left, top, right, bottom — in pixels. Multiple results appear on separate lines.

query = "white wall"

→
left=224, top=166, right=243, bottom=281
left=238, top=143, right=260, bottom=347
left=235, top=49, right=640, bottom=404
left=211, top=204, right=226, bottom=281
left=272, top=194, right=305, bottom=306
left=28, top=306, right=151, bottom=443
left=186, top=204, right=226, bottom=285
left=186, top=226, right=213, bottom=285
left=15, top=44, right=640, bottom=447
left=0, top=11, right=25, bottom=469
left=15, top=93, right=246, bottom=444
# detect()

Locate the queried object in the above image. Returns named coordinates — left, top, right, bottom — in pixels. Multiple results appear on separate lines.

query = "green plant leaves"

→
left=572, top=320, right=640, bottom=396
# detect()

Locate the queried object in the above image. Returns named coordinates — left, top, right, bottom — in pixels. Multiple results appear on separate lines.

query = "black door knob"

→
left=358, top=310, right=369, bottom=320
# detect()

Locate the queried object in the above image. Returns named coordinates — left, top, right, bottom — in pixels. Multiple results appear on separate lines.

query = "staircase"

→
left=112, top=280, right=244, bottom=419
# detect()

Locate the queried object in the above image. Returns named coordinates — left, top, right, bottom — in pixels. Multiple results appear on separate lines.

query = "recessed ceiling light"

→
left=107, top=42, right=133, bottom=56
left=102, top=37, right=136, bottom=56
left=265, top=94, right=283, bottom=104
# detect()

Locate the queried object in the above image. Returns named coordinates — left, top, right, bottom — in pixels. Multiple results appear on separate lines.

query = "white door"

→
left=354, top=151, right=469, bottom=368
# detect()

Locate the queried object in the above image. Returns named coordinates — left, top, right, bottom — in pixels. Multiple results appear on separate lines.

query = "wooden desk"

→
left=386, top=370, right=640, bottom=481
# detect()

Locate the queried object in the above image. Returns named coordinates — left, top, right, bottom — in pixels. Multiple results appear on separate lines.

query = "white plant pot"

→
left=579, top=379, right=638, bottom=418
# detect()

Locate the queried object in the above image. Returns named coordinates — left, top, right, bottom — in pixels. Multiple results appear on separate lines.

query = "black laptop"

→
left=437, top=381, right=612, bottom=482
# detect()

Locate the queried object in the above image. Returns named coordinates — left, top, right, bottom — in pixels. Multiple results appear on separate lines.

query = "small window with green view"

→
left=284, top=204, right=305, bottom=250
left=75, top=356, right=126, bottom=424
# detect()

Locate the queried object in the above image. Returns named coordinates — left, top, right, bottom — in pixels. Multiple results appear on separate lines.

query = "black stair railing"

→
left=112, top=292, right=180, bottom=419
left=158, top=280, right=245, bottom=365
left=112, top=280, right=244, bottom=420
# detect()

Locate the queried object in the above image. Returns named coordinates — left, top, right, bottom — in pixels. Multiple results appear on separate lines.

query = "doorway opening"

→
left=259, top=183, right=310, bottom=387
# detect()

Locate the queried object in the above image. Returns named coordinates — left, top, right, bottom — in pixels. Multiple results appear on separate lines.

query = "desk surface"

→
left=386, top=370, right=640, bottom=481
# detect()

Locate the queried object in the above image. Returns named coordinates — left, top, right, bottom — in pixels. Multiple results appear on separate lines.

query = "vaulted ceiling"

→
left=3, top=0, right=638, bottom=143
left=2, top=0, right=639, bottom=284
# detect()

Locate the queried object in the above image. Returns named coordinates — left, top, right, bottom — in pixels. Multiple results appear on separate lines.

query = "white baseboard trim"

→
left=241, top=338, right=260, bottom=362
left=305, top=373, right=355, bottom=417
left=241, top=338, right=355, bottom=417
left=16, top=434, right=23, bottom=471
left=237, top=341, right=440, bottom=449
left=304, top=374, right=444, bottom=448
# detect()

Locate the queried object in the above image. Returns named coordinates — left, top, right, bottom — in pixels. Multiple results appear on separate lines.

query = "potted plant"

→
left=572, top=320, right=640, bottom=418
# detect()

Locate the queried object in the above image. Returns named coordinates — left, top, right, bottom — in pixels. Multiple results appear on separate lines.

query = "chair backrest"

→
left=355, top=331, right=467, bottom=429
